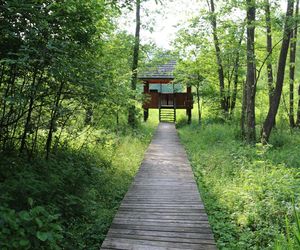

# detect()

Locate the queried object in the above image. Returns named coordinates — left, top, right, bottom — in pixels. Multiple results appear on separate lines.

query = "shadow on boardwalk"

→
left=101, top=123, right=217, bottom=250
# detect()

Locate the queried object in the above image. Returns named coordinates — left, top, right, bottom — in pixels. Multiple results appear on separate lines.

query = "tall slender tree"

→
left=262, top=0, right=295, bottom=143
left=128, top=0, right=141, bottom=128
left=245, top=0, right=257, bottom=143
left=264, top=0, right=274, bottom=106
left=230, top=26, right=245, bottom=114
left=289, top=0, right=299, bottom=128
left=297, top=84, right=300, bottom=126
left=207, top=0, right=227, bottom=113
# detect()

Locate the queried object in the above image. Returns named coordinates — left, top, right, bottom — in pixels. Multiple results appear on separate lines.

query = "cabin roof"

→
left=138, top=60, right=176, bottom=81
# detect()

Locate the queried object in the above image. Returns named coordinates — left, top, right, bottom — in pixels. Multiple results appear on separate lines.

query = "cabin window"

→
left=149, top=83, right=183, bottom=93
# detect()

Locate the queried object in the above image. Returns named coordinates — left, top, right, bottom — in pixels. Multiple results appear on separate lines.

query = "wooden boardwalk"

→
left=101, top=123, right=216, bottom=250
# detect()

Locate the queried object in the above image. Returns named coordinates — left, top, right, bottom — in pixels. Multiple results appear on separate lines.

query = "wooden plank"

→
left=114, top=213, right=210, bottom=221
left=111, top=220, right=210, bottom=228
left=100, top=123, right=216, bottom=249
left=110, top=223, right=213, bottom=233
left=118, top=208, right=207, bottom=214
left=108, top=229, right=215, bottom=240
left=101, top=238, right=216, bottom=250
left=106, top=233, right=215, bottom=245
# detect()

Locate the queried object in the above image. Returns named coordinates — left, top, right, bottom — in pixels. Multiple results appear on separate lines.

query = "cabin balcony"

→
left=143, top=92, right=193, bottom=109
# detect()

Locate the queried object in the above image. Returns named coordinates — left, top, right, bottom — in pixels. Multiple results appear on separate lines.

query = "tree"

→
left=207, top=0, right=227, bottom=113
left=245, top=0, right=257, bottom=143
left=128, top=0, right=141, bottom=128
left=175, top=59, right=206, bottom=125
left=0, top=0, right=125, bottom=157
left=261, top=0, right=295, bottom=143
left=230, top=25, right=245, bottom=115
left=264, top=0, right=275, bottom=106
left=289, top=0, right=299, bottom=128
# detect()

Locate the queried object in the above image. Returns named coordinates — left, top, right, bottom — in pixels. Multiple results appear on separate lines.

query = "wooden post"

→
left=173, top=82, right=176, bottom=122
left=144, top=82, right=149, bottom=122
left=187, top=109, right=192, bottom=124
left=144, top=109, right=149, bottom=122
left=187, top=85, right=192, bottom=124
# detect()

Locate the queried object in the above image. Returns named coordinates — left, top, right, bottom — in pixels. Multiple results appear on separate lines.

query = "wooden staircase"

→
left=159, top=107, right=176, bottom=123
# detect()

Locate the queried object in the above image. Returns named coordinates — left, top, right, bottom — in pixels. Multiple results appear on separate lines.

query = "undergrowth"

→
left=0, top=122, right=156, bottom=249
left=178, top=121, right=300, bottom=250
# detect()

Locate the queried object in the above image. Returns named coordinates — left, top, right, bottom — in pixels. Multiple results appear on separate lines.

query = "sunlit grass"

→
left=178, top=119, right=300, bottom=249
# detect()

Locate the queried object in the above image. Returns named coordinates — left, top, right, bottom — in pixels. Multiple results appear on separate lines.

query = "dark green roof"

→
left=138, top=60, right=176, bottom=80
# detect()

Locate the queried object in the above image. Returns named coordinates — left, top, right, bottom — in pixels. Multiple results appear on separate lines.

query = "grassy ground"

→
left=0, top=119, right=158, bottom=250
left=177, top=120, right=300, bottom=250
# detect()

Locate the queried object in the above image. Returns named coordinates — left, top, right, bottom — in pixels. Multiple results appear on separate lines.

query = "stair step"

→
left=159, top=107, right=176, bottom=123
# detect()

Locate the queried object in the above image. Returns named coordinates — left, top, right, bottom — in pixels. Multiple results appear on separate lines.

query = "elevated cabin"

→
left=139, top=60, right=193, bottom=123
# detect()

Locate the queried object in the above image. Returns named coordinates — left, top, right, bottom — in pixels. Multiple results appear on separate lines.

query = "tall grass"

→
left=178, top=121, right=300, bottom=249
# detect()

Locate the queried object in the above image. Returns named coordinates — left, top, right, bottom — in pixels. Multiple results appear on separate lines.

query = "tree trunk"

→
left=289, top=0, right=299, bottom=128
left=265, top=0, right=275, bottom=105
left=241, top=80, right=247, bottom=138
left=20, top=69, right=40, bottom=153
left=0, top=65, right=17, bottom=150
left=45, top=81, right=64, bottom=159
left=128, top=0, right=141, bottom=128
left=84, top=106, right=93, bottom=126
left=297, top=83, right=300, bottom=126
left=196, top=82, right=201, bottom=125
left=231, top=26, right=245, bottom=114
left=208, top=0, right=227, bottom=113
left=31, top=101, right=43, bottom=157
left=245, top=0, right=257, bottom=143
left=262, top=0, right=294, bottom=143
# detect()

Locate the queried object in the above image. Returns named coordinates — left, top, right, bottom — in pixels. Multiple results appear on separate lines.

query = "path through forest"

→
left=101, top=123, right=216, bottom=249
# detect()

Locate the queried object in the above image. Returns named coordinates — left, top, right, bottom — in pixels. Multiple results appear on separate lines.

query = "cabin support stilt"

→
left=143, top=82, right=150, bottom=122
left=187, top=85, right=192, bottom=124
left=144, top=109, right=149, bottom=122
left=187, top=109, right=192, bottom=124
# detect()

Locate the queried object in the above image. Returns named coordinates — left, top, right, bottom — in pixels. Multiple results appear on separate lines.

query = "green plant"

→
left=274, top=202, right=300, bottom=250
left=178, top=122, right=300, bottom=249
left=0, top=121, right=156, bottom=249
left=0, top=205, right=63, bottom=250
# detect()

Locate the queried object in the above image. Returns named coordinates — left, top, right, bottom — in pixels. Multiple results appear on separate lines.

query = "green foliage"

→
left=0, top=0, right=139, bottom=157
left=275, top=203, right=300, bottom=249
left=178, top=121, right=300, bottom=249
left=0, top=122, right=156, bottom=249
left=0, top=205, right=62, bottom=250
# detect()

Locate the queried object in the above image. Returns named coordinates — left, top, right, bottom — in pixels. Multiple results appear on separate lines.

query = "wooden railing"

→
left=143, top=92, right=193, bottom=109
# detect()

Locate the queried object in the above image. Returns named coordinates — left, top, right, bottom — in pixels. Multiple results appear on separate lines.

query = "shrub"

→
left=0, top=205, right=63, bottom=250
left=0, top=122, right=155, bottom=249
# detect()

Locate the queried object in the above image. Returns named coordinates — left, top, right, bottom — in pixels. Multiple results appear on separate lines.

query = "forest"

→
left=0, top=0, right=299, bottom=249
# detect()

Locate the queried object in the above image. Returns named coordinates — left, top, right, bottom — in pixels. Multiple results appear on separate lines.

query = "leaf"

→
left=19, top=211, right=31, bottom=221
left=19, top=239, right=30, bottom=247
left=35, top=218, right=43, bottom=228
left=36, top=231, right=48, bottom=242
left=293, top=228, right=300, bottom=246
left=28, top=198, right=34, bottom=207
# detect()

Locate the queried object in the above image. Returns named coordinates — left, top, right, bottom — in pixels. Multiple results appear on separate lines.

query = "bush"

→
left=0, top=205, right=63, bottom=250
left=0, top=122, right=155, bottom=249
